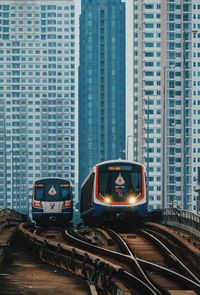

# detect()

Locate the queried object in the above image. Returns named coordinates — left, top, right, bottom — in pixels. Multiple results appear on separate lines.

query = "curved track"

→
left=18, top=223, right=200, bottom=294
left=69, top=227, right=200, bottom=294
left=106, top=229, right=200, bottom=293
left=140, top=229, right=200, bottom=284
left=19, top=224, right=156, bottom=294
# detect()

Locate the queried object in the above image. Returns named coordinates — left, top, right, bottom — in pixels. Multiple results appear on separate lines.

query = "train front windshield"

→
left=34, top=182, right=71, bottom=202
left=98, top=164, right=142, bottom=202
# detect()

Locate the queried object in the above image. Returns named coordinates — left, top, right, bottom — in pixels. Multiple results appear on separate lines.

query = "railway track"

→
left=106, top=229, right=200, bottom=293
left=19, top=223, right=142, bottom=294
left=0, top=241, right=90, bottom=295
left=144, top=222, right=200, bottom=273
left=2, top=209, right=200, bottom=294
left=64, top=227, right=161, bottom=294
left=140, top=229, right=200, bottom=284
left=0, top=224, right=92, bottom=295
left=68, top=226, right=200, bottom=294
left=33, top=226, right=156, bottom=294
left=17, top=223, right=200, bottom=294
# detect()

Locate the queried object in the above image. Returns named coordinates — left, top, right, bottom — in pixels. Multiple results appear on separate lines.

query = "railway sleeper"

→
left=145, top=223, right=200, bottom=274
left=93, top=229, right=114, bottom=247
left=20, top=223, right=158, bottom=295
left=85, top=234, right=98, bottom=246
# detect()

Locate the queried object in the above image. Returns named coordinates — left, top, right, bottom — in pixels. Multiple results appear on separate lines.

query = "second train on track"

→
left=32, top=178, right=73, bottom=226
left=80, top=160, right=148, bottom=226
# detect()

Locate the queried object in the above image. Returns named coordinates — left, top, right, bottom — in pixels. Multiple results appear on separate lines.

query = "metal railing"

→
left=0, top=208, right=27, bottom=230
left=148, top=209, right=200, bottom=240
left=0, top=209, right=28, bottom=267
left=19, top=223, right=134, bottom=295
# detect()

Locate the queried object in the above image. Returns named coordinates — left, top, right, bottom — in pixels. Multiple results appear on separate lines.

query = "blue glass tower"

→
left=79, top=0, right=126, bottom=187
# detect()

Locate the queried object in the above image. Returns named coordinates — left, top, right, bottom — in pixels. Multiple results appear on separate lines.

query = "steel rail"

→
left=19, top=223, right=156, bottom=294
left=138, top=258, right=200, bottom=293
left=105, top=229, right=164, bottom=295
left=106, top=228, right=200, bottom=293
left=64, top=229, right=158, bottom=295
left=34, top=235, right=99, bottom=294
left=19, top=224, right=111, bottom=295
left=87, top=281, right=99, bottom=295
left=140, top=229, right=200, bottom=284
left=65, top=228, right=200, bottom=294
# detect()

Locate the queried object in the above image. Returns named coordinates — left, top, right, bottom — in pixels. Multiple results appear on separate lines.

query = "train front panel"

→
left=32, top=178, right=73, bottom=225
left=92, top=161, right=147, bottom=220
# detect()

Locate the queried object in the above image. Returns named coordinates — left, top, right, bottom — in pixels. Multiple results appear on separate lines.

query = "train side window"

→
left=81, top=173, right=95, bottom=212
left=88, top=173, right=95, bottom=205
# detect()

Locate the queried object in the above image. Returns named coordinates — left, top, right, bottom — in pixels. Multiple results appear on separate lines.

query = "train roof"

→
left=95, top=159, right=145, bottom=167
left=34, top=177, right=71, bottom=184
left=81, top=159, right=145, bottom=188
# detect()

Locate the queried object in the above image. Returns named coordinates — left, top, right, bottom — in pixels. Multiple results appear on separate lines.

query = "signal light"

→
left=33, top=200, right=43, bottom=208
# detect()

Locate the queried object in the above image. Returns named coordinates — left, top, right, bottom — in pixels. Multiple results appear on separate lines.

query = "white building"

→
left=0, top=0, right=77, bottom=213
left=132, top=0, right=196, bottom=211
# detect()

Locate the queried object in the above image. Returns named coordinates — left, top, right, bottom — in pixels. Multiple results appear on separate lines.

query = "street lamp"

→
left=135, top=115, right=145, bottom=162
left=146, top=95, right=150, bottom=195
left=136, top=96, right=151, bottom=193
left=162, top=66, right=167, bottom=209
left=194, top=168, right=200, bottom=214
left=162, top=65, right=175, bottom=209
left=4, top=118, right=7, bottom=208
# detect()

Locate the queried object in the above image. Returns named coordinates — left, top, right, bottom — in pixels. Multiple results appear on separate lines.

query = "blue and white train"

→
left=32, top=178, right=73, bottom=226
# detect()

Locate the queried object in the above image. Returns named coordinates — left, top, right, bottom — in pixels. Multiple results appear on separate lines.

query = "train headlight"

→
left=129, top=196, right=136, bottom=204
left=104, top=197, right=111, bottom=204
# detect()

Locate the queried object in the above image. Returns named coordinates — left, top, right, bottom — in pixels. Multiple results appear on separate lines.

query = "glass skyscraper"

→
left=132, top=0, right=197, bottom=211
left=0, top=0, right=76, bottom=213
left=79, top=0, right=126, bottom=187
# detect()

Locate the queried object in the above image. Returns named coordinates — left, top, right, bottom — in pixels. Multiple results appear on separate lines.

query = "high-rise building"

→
left=0, top=0, right=76, bottom=213
left=132, top=1, right=196, bottom=211
left=79, top=0, right=126, bottom=186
